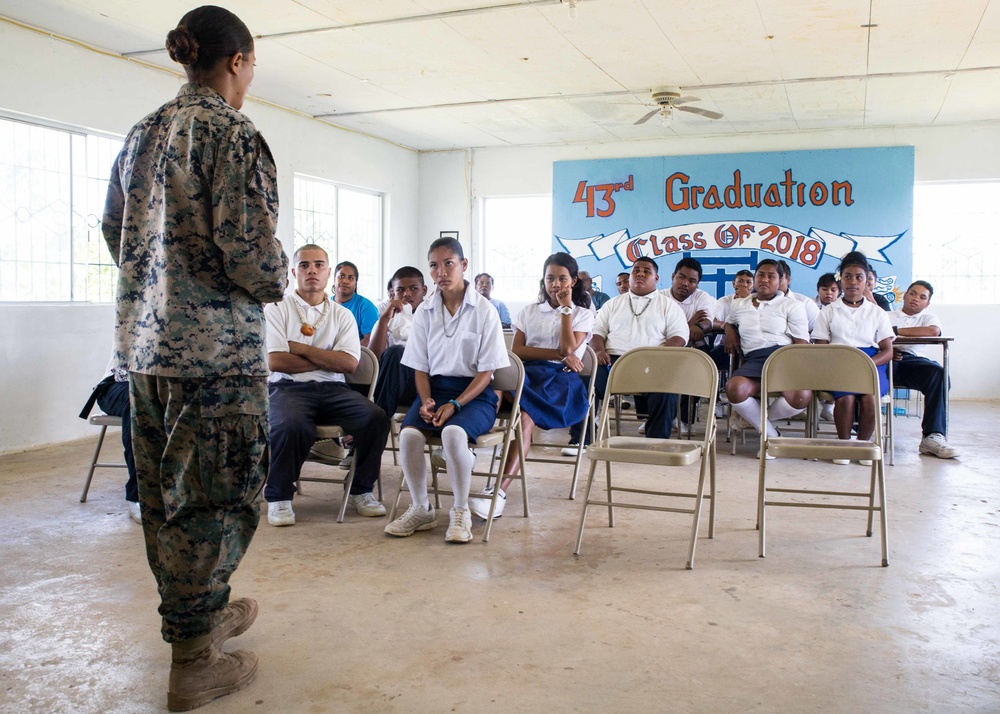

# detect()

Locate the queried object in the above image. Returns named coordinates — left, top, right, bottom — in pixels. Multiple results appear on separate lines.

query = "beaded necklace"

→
left=292, top=295, right=329, bottom=336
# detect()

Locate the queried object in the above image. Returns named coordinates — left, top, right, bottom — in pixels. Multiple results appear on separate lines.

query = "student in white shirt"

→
left=777, top=259, right=820, bottom=332
left=888, top=280, right=958, bottom=459
left=615, top=271, right=630, bottom=295
left=588, top=256, right=689, bottom=440
left=725, top=260, right=811, bottom=446
left=385, top=238, right=509, bottom=543
left=368, top=266, right=427, bottom=417
left=264, top=245, right=391, bottom=525
left=468, top=252, right=595, bottom=519
left=710, top=269, right=754, bottom=371
left=815, top=272, right=840, bottom=309
left=812, top=253, right=894, bottom=463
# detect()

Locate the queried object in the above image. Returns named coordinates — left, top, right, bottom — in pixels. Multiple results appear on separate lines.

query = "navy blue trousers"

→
left=264, top=380, right=390, bottom=502
left=96, top=380, right=138, bottom=502
left=892, top=354, right=948, bottom=436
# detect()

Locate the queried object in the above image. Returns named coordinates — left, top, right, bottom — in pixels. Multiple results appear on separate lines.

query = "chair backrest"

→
left=345, top=345, right=379, bottom=400
left=761, top=344, right=878, bottom=397
left=605, top=347, right=718, bottom=400
left=503, top=331, right=516, bottom=349
left=580, top=344, right=598, bottom=379
left=493, top=349, right=525, bottom=398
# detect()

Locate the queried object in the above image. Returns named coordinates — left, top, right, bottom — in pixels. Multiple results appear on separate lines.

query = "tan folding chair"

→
left=80, top=414, right=127, bottom=502
left=757, top=344, right=888, bottom=566
left=573, top=347, right=718, bottom=569
left=389, top=350, right=526, bottom=542
left=519, top=345, right=599, bottom=500
left=299, top=346, right=382, bottom=522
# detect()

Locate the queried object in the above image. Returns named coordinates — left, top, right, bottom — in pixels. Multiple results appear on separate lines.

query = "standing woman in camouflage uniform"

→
left=102, top=6, right=288, bottom=711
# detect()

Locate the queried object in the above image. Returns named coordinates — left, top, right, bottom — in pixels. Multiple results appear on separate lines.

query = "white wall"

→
left=419, top=123, right=1000, bottom=400
left=0, top=22, right=419, bottom=452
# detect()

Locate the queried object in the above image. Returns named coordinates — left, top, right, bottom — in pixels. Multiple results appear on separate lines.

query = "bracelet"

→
left=448, top=399, right=462, bottom=412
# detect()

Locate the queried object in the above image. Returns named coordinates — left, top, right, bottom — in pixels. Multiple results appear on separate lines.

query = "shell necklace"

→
left=293, top=295, right=330, bottom=336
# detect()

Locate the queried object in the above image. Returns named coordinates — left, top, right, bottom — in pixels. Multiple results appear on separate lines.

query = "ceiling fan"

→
left=634, top=87, right=724, bottom=125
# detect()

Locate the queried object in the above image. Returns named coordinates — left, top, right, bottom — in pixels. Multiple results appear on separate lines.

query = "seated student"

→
left=590, top=257, right=689, bottom=437
left=333, top=260, right=380, bottom=346
left=815, top=272, right=840, bottom=308
left=385, top=237, right=509, bottom=543
left=725, top=260, right=811, bottom=454
left=777, top=259, right=820, bottom=333
left=710, top=269, right=754, bottom=370
left=369, top=266, right=428, bottom=418
left=263, top=245, right=391, bottom=526
left=888, top=280, right=958, bottom=459
left=79, top=354, right=140, bottom=523
left=812, top=252, right=894, bottom=464
left=467, top=252, right=594, bottom=519
left=615, top=271, right=630, bottom=295
left=866, top=265, right=893, bottom=311
left=474, top=272, right=512, bottom=328
left=578, top=270, right=611, bottom=310
left=662, top=257, right=716, bottom=434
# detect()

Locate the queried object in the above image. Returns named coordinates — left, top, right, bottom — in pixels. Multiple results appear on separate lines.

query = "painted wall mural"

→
left=552, top=147, right=914, bottom=306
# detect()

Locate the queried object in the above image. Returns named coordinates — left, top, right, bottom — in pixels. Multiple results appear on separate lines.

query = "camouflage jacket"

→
left=103, top=83, right=288, bottom=377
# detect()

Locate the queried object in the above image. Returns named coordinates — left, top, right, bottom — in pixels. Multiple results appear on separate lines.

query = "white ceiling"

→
left=5, top=0, right=1000, bottom=150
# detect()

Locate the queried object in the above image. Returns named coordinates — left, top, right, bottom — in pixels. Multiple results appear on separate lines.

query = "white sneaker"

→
left=127, top=500, right=141, bottom=524
left=859, top=459, right=873, bottom=466
left=637, top=421, right=646, bottom=435
left=430, top=447, right=447, bottom=469
left=756, top=448, right=775, bottom=461
left=832, top=459, right=850, bottom=466
left=445, top=506, right=473, bottom=543
left=715, top=402, right=726, bottom=419
left=919, top=433, right=959, bottom=459
left=679, top=421, right=692, bottom=436
left=384, top=503, right=437, bottom=536
left=268, top=500, right=296, bottom=527
left=468, top=488, right=505, bottom=519
left=561, top=444, right=580, bottom=457
left=338, top=449, right=355, bottom=471
left=820, top=403, right=834, bottom=421
left=348, top=492, right=386, bottom=517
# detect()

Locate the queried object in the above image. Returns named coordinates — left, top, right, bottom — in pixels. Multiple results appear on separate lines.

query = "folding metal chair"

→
left=80, top=414, right=127, bottom=503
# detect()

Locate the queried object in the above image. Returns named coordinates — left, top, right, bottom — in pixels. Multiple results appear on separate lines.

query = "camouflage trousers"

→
left=130, top=373, right=269, bottom=643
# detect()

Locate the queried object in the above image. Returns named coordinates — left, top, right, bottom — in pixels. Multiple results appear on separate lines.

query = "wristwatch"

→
left=556, top=306, right=573, bottom=316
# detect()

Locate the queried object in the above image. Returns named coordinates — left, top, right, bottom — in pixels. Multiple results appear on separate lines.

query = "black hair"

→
left=632, top=256, right=659, bottom=275
left=334, top=261, right=359, bottom=279
left=166, top=6, right=253, bottom=73
left=428, top=237, right=464, bottom=260
left=292, top=243, right=329, bottom=263
left=673, top=256, right=702, bottom=280
left=776, top=260, right=791, bottom=279
left=908, top=280, right=934, bottom=298
left=391, top=266, right=425, bottom=285
left=817, top=272, right=839, bottom=289
left=734, top=269, right=753, bottom=280
left=474, top=273, right=493, bottom=284
left=617, top=272, right=630, bottom=279
left=838, top=251, right=870, bottom=274
left=755, top=259, right=780, bottom=274
left=536, top=252, right=591, bottom=309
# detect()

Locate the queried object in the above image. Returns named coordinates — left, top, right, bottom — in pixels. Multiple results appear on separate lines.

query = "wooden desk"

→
left=892, top=336, right=954, bottom=436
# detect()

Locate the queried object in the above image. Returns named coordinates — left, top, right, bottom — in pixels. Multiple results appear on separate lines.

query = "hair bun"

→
left=166, top=26, right=199, bottom=66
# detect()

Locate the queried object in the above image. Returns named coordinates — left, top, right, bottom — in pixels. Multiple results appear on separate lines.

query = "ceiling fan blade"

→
left=677, top=105, right=724, bottom=120
left=633, top=108, right=660, bottom=125
left=672, top=95, right=701, bottom=105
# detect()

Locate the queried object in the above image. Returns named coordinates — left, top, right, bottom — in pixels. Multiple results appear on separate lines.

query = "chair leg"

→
left=389, top=472, right=407, bottom=520
left=757, top=451, right=768, bottom=557
left=866, top=461, right=877, bottom=537
left=337, top=463, right=360, bottom=523
left=516, top=431, right=530, bottom=518
left=877, top=461, right=889, bottom=567
left=573, top=460, right=599, bottom=555
left=686, top=456, right=710, bottom=570
left=80, top=426, right=108, bottom=503
left=708, top=437, right=717, bottom=539
left=605, top=461, right=614, bottom=527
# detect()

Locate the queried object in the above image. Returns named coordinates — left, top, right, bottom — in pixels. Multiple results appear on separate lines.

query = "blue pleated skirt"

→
left=830, top=346, right=889, bottom=398
left=400, top=375, right=499, bottom=440
left=516, top=360, right=589, bottom=431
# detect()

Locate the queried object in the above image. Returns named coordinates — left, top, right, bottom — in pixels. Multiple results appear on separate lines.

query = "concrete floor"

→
left=1, top=403, right=999, bottom=713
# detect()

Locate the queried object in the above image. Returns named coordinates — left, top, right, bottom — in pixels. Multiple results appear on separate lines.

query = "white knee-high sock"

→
left=441, top=425, right=474, bottom=508
left=400, top=428, right=429, bottom=509
left=732, top=397, right=779, bottom=437
left=768, top=396, right=803, bottom=422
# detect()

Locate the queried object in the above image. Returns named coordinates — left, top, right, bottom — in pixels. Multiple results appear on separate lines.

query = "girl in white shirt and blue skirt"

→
left=468, top=252, right=594, bottom=519
left=384, top=237, right=509, bottom=543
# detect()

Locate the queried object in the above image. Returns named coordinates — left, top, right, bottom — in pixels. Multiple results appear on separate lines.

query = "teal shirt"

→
left=336, top=292, right=379, bottom=339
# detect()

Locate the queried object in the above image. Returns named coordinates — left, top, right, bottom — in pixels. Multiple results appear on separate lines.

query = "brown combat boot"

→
left=211, top=597, right=258, bottom=649
left=167, top=634, right=258, bottom=712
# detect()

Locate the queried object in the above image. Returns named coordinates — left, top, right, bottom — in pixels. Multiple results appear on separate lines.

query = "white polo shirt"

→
left=887, top=309, right=942, bottom=362
left=787, top=290, right=820, bottom=333
left=402, top=282, right=509, bottom=377
left=385, top=303, right=416, bottom=349
left=593, top=291, right=690, bottom=355
left=812, top=297, right=894, bottom=349
left=727, top=293, right=809, bottom=354
left=714, top=293, right=737, bottom=326
left=514, top=302, right=595, bottom=361
left=265, top=291, right=360, bottom=383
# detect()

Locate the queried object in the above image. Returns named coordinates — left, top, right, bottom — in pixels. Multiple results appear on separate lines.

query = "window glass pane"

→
left=913, top=182, right=1000, bottom=304
left=0, top=116, right=120, bottom=302
left=482, top=195, right=553, bottom=302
